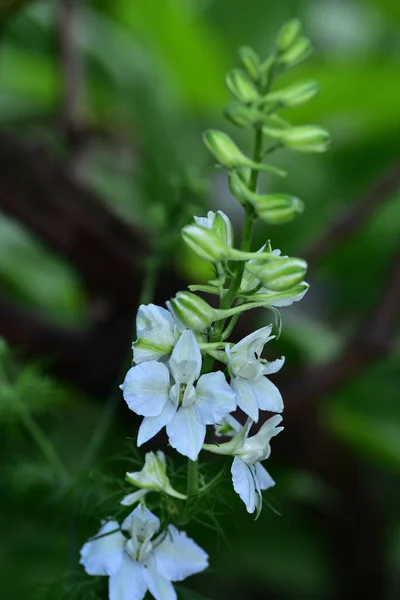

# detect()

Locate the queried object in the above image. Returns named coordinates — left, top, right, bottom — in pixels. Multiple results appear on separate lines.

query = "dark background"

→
left=0, top=1, right=399, bottom=599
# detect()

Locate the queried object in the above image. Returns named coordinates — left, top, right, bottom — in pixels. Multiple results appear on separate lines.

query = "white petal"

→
left=231, top=377, right=259, bottom=422
left=136, top=304, right=176, bottom=339
left=120, top=489, right=148, bottom=506
left=254, top=462, right=275, bottom=491
left=214, top=413, right=242, bottom=438
left=122, top=505, right=160, bottom=540
left=109, top=555, right=147, bottom=600
left=194, top=372, right=236, bottom=425
left=80, top=520, right=124, bottom=576
left=166, top=406, right=206, bottom=460
left=142, top=557, right=176, bottom=600
left=169, top=330, right=202, bottom=384
left=121, top=362, right=170, bottom=417
left=154, top=526, right=209, bottom=582
left=138, top=400, right=177, bottom=446
left=262, top=356, right=285, bottom=375
left=233, top=376, right=283, bottom=419
left=231, top=325, right=273, bottom=356
left=231, top=457, right=257, bottom=514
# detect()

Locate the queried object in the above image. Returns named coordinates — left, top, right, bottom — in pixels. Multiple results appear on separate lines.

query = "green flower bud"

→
left=261, top=80, right=319, bottom=109
left=213, top=211, right=234, bottom=247
left=247, top=257, right=307, bottom=291
left=277, top=18, right=302, bottom=52
left=279, top=36, right=313, bottom=67
left=169, top=292, right=217, bottom=331
left=224, top=102, right=262, bottom=128
left=280, top=125, right=330, bottom=153
left=229, top=172, right=303, bottom=223
left=226, top=68, right=260, bottom=103
left=238, top=46, right=261, bottom=81
left=182, top=224, right=228, bottom=262
left=252, top=194, right=304, bottom=224
left=203, top=129, right=286, bottom=176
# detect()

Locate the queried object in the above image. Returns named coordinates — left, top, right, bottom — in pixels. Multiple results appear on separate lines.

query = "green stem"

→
left=187, top=459, right=199, bottom=498
left=20, top=409, right=70, bottom=482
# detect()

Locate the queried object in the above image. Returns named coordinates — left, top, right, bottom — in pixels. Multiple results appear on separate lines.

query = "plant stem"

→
left=187, top=458, right=199, bottom=498
left=20, top=409, right=70, bottom=482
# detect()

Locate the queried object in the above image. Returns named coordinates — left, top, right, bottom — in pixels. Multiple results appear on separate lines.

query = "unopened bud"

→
left=277, top=19, right=302, bottom=52
left=182, top=224, right=228, bottom=262
left=280, top=125, right=330, bottom=153
left=168, top=292, right=217, bottom=331
left=252, top=194, right=304, bottom=224
left=226, top=68, right=259, bottom=103
left=238, top=46, right=261, bottom=81
left=224, top=102, right=261, bottom=128
left=247, top=257, right=307, bottom=291
left=194, top=210, right=234, bottom=248
left=203, top=130, right=286, bottom=176
left=261, top=80, right=319, bottom=109
left=279, top=36, right=313, bottom=67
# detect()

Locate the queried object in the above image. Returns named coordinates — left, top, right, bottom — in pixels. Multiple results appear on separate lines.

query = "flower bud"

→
left=277, top=19, right=302, bottom=52
left=247, top=257, right=307, bottom=291
left=278, top=36, right=313, bottom=67
left=203, top=130, right=286, bottom=175
left=224, top=102, right=261, bottom=128
left=279, top=125, right=330, bottom=153
left=226, top=68, right=259, bottom=103
left=261, top=80, right=319, bottom=109
left=252, top=194, right=304, bottom=224
left=169, top=292, right=217, bottom=331
left=182, top=224, right=228, bottom=262
left=238, top=46, right=261, bottom=81
left=194, top=210, right=234, bottom=247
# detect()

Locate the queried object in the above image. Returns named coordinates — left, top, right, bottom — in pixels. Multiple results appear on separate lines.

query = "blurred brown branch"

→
left=304, top=161, right=400, bottom=264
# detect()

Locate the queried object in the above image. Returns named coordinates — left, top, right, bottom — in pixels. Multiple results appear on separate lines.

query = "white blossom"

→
left=121, top=331, right=236, bottom=460
left=204, top=415, right=283, bottom=514
left=80, top=504, right=208, bottom=600
left=121, top=451, right=186, bottom=506
left=132, top=304, right=183, bottom=364
left=226, top=325, right=284, bottom=421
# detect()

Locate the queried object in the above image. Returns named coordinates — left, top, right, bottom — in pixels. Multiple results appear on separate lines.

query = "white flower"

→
left=226, top=325, right=284, bottom=421
left=204, top=415, right=283, bottom=515
left=121, top=330, right=236, bottom=460
left=132, top=304, right=182, bottom=364
left=121, top=451, right=186, bottom=506
left=241, top=246, right=309, bottom=306
left=80, top=504, right=209, bottom=600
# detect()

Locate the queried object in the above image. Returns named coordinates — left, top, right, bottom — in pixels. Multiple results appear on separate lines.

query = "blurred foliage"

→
left=0, top=0, right=399, bottom=599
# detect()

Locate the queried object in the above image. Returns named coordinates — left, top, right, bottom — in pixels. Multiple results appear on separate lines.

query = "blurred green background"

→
left=0, top=0, right=399, bottom=599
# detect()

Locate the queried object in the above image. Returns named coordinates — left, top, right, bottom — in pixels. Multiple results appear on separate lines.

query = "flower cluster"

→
left=80, top=19, right=329, bottom=600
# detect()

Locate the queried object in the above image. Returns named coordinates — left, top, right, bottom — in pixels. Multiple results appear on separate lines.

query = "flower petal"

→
left=154, top=526, right=209, bottom=582
left=169, top=330, right=202, bottom=384
left=120, top=489, right=148, bottom=507
left=121, top=362, right=170, bottom=417
left=109, top=556, right=147, bottom=600
left=136, top=304, right=176, bottom=339
left=138, top=400, right=177, bottom=446
left=231, top=457, right=257, bottom=514
left=231, top=325, right=273, bottom=356
left=254, top=462, right=275, bottom=491
left=166, top=406, right=206, bottom=460
left=122, top=505, right=160, bottom=540
left=80, top=520, right=124, bottom=576
left=230, top=377, right=259, bottom=422
left=142, top=557, right=176, bottom=600
left=232, top=376, right=283, bottom=420
left=194, top=372, right=236, bottom=425
left=262, top=356, right=285, bottom=375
